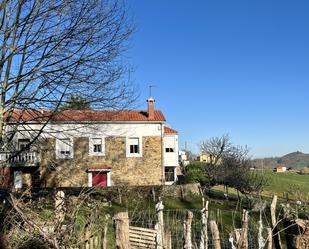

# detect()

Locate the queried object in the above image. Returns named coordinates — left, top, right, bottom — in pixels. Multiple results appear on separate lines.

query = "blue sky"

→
left=126, top=0, right=309, bottom=158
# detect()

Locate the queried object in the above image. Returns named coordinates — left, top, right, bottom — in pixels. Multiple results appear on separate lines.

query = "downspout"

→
left=161, top=123, right=165, bottom=185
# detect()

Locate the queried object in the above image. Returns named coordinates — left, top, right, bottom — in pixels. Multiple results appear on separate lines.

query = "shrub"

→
left=184, top=162, right=209, bottom=185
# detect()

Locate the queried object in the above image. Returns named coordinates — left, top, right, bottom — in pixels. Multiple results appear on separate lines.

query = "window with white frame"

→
left=165, top=167, right=176, bottom=182
left=89, top=137, right=105, bottom=156
left=57, top=138, right=73, bottom=159
left=127, top=137, right=142, bottom=157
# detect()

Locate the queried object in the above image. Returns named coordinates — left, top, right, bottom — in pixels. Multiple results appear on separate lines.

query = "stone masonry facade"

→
left=39, top=136, right=163, bottom=187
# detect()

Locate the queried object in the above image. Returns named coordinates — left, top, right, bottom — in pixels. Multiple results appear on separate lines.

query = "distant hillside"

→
left=253, top=151, right=309, bottom=169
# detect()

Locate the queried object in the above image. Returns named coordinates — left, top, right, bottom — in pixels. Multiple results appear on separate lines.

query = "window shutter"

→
left=57, top=138, right=73, bottom=158
left=130, top=138, right=139, bottom=146
left=60, top=139, right=70, bottom=152
left=92, top=138, right=102, bottom=145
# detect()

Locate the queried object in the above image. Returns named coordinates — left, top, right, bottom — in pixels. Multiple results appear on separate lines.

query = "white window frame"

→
left=89, top=137, right=105, bottom=156
left=14, top=171, right=22, bottom=189
left=56, top=138, right=74, bottom=159
left=126, top=137, right=142, bottom=157
left=164, top=166, right=177, bottom=185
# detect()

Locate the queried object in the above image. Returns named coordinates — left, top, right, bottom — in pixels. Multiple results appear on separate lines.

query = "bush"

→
left=17, top=239, right=49, bottom=249
left=300, top=167, right=309, bottom=175
left=184, top=162, right=209, bottom=185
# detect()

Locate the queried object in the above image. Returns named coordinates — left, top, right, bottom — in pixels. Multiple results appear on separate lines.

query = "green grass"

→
left=262, top=170, right=309, bottom=200
left=213, top=169, right=309, bottom=201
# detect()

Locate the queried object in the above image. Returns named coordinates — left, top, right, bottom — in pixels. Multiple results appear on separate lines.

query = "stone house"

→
left=1, top=98, right=179, bottom=189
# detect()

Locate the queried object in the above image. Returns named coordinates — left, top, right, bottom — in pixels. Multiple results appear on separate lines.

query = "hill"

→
left=253, top=151, right=309, bottom=169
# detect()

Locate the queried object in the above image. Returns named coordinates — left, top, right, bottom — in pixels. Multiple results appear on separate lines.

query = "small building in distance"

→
left=179, top=150, right=190, bottom=167
left=197, top=153, right=211, bottom=163
left=274, top=166, right=287, bottom=173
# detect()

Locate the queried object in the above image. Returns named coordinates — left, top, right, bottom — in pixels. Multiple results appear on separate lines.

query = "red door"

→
left=92, top=172, right=107, bottom=188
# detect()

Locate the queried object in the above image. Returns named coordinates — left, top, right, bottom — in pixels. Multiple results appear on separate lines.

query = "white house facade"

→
left=1, top=98, right=180, bottom=189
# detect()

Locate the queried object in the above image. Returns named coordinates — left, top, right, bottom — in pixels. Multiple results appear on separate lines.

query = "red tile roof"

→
left=7, top=109, right=166, bottom=123
left=164, top=126, right=178, bottom=134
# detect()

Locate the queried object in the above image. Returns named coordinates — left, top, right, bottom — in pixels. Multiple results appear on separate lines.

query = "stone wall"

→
left=39, top=136, right=163, bottom=187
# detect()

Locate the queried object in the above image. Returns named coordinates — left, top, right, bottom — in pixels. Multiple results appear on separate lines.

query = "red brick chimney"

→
left=147, top=97, right=155, bottom=120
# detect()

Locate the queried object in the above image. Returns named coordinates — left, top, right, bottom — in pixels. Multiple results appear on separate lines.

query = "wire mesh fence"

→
left=128, top=208, right=259, bottom=249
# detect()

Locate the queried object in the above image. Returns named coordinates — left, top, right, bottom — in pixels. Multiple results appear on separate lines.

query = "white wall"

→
left=163, top=134, right=179, bottom=166
left=11, top=122, right=163, bottom=139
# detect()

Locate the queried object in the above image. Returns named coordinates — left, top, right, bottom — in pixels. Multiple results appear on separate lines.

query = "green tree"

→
left=61, top=95, right=91, bottom=110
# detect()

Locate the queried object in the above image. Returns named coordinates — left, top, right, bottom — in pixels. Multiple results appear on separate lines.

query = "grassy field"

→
left=262, top=170, right=309, bottom=199
left=213, top=169, right=309, bottom=201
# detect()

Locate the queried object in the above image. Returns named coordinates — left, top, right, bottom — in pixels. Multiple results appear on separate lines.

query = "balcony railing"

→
left=0, top=151, right=39, bottom=167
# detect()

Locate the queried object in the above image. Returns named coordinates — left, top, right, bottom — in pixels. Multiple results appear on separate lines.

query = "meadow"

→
left=262, top=170, right=309, bottom=200
left=212, top=169, right=309, bottom=201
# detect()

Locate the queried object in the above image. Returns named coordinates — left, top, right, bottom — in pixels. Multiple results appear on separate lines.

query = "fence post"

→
left=183, top=210, right=193, bottom=249
left=239, top=209, right=249, bottom=249
left=265, top=228, right=273, bottom=249
left=94, top=235, right=99, bottom=249
left=89, top=236, right=94, bottom=249
left=55, top=190, right=65, bottom=224
left=84, top=223, right=90, bottom=249
left=155, top=198, right=164, bottom=249
left=229, top=232, right=236, bottom=249
left=113, top=212, right=131, bottom=249
left=271, top=195, right=282, bottom=249
left=258, top=209, right=265, bottom=249
left=199, top=198, right=209, bottom=249
left=164, top=229, right=172, bottom=249
left=101, top=224, right=108, bottom=249
left=209, top=220, right=221, bottom=249
left=152, top=187, right=156, bottom=202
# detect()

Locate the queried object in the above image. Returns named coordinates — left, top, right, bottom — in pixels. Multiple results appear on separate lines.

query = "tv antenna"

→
left=149, top=85, right=156, bottom=98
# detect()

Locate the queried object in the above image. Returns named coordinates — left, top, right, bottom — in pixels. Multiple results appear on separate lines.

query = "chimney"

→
left=147, top=97, right=155, bottom=120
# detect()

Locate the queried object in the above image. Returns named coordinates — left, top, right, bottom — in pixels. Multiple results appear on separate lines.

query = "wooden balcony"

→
left=0, top=151, right=40, bottom=167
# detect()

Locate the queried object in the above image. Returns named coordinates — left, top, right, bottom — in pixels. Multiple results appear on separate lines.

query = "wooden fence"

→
left=75, top=195, right=309, bottom=249
left=129, top=226, right=156, bottom=249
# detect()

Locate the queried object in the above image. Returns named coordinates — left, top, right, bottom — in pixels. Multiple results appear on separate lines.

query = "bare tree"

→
left=0, top=0, right=136, bottom=247
left=199, top=135, right=267, bottom=194
left=0, top=0, right=136, bottom=152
